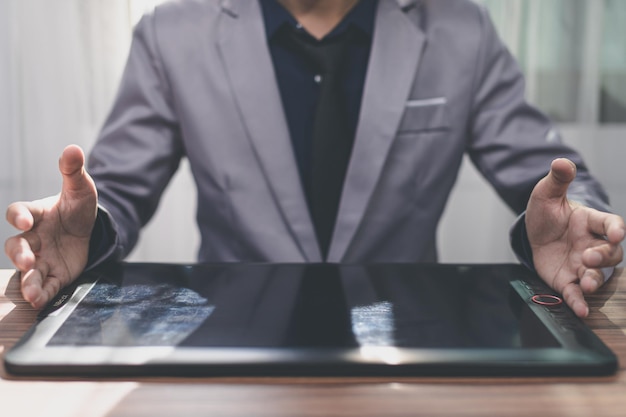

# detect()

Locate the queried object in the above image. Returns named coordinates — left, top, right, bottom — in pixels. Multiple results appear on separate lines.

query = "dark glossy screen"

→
left=47, top=263, right=560, bottom=349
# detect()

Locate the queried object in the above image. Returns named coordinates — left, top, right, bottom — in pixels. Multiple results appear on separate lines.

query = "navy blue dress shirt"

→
left=259, top=0, right=377, bottom=191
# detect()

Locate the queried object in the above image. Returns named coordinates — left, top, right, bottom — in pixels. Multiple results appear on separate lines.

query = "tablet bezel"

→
left=4, top=263, right=618, bottom=377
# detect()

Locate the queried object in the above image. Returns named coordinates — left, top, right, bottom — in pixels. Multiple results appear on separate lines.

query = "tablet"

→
left=4, top=262, right=617, bottom=377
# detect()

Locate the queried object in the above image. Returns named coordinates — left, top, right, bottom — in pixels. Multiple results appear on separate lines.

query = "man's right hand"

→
left=4, top=145, right=98, bottom=309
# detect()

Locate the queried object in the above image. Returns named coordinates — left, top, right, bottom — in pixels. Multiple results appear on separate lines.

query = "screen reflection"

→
left=48, top=263, right=559, bottom=349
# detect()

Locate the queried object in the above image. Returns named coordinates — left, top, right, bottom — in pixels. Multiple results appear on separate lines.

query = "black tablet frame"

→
left=4, top=262, right=618, bottom=377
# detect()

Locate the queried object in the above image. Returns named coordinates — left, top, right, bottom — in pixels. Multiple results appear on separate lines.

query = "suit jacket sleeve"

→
left=465, top=6, right=612, bottom=264
left=87, top=12, right=185, bottom=262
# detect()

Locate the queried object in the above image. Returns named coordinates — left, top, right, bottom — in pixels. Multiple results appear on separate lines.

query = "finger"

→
left=4, top=235, right=38, bottom=271
left=534, top=158, right=577, bottom=201
left=21, top=262, right=63, bottom=310
left=6, top=202, right=37, bottom=231
left=605, top=214, right=625, bottom=244
left=585, top=210, right=626, bottom=244
left=21, top=263, right=50, bottom=309
left=59, top=145, right=90, bottom=196
left=582, top=242, right=623, bottom=268
left=21, top=269, right=43, bottom=307
left=39, top=276, right=64, bottom=309
left=561, top=281, right=589, bottom=318
left=579, top=268, right=604, bottom=293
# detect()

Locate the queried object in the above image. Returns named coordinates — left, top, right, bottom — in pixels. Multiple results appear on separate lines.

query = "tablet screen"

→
left=5, top=263, right=617, bottom=377
left=47, top=263, right=558, bottom=349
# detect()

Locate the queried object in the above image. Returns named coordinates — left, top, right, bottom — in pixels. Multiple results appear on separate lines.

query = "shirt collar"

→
left=259, top=0, right=378, bottom=41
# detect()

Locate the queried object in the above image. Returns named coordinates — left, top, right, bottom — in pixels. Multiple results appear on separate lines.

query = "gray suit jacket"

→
left=88, top=0, right=610, bottom=264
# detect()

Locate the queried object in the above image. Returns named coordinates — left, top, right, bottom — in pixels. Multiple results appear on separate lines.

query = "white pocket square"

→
left=406, top=97, right=447, bottom=108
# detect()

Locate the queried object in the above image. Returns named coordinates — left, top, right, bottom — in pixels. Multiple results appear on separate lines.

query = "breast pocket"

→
left=397, top=98, right=450, bottom=134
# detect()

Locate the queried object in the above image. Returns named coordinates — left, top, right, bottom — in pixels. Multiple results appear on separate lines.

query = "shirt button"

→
left=314, top=74, right=322, bottom=83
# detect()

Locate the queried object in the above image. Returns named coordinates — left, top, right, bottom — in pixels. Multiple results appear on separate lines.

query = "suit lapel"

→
left=215, top=0, right=321, bottom=261
left=327, top=0, right=426, bottom=261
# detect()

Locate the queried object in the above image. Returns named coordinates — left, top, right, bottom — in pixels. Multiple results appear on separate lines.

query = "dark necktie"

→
left=284, top=28, right=355, bottom=258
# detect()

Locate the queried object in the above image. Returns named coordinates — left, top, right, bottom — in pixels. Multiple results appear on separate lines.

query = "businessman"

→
left=5, top=0, right=625, bottom=318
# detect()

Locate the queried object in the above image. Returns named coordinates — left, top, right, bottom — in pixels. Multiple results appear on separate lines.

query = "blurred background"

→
left=1, top=0, right=625, bottom=268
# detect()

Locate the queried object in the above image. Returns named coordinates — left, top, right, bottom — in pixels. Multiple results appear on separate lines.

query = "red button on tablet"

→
left=531, top=294, right=563, bottom=306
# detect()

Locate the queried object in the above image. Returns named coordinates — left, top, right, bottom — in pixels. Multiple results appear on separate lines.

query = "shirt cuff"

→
left=86, top=206, right=118, bottom=269
left=509, top=212, right=535, bottom=271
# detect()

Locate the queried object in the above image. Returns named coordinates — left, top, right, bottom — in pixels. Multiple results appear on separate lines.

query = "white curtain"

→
left=0, top=0, right=194, bottom=268
left=1, top=1, right=131, bottom=267
left=601, top=0, right=626, bottom=122
left=1, top=0, right=131, bottom=194
left=481, top=0, right=626, bottom=124
left=2, top=0, right=625, bottom=268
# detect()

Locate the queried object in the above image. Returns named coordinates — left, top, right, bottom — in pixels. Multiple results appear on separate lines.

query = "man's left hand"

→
left=526, top=158, right=625, bottom=318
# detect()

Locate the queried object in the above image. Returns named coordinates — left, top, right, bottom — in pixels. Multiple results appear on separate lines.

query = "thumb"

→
left=59, top=145, right=92, bottom=197
left=534, top=158, right=577, bottom=201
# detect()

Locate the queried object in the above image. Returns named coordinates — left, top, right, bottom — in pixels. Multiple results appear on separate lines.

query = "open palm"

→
left=526, top=159, right=625, bottom=317
left=5, top=145, right=98, bottom=309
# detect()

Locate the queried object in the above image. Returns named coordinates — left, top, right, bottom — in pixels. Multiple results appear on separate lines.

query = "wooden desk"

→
left=1, top=268, right=625, bottom=417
